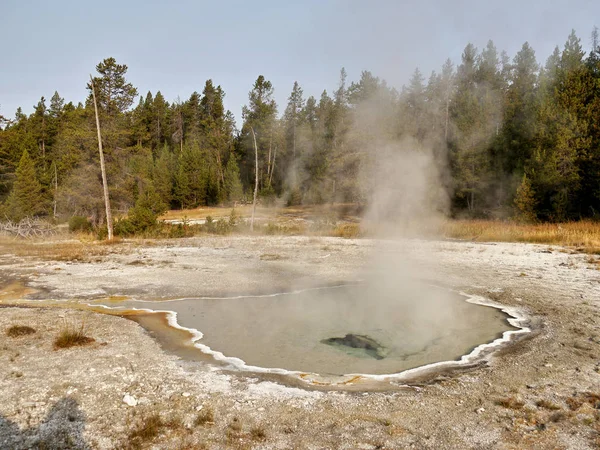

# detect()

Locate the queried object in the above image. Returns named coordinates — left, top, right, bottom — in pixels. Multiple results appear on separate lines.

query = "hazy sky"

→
left=1, top=0, right=598, bottom=126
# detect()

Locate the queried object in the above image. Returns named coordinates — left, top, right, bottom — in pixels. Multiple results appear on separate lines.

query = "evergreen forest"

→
left=2, top=28, right=600, bottom=227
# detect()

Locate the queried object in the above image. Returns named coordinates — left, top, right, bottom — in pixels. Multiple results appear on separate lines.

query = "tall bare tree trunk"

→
left=90, top=75, right=113, bottom=240
left=250, top=127, right=259, bottom=232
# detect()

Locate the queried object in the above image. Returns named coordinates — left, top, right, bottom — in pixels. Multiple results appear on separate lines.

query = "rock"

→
left=476, top=407, right=485, bottom=414
left=544, top=363, right=553, bottom=368
left=123, top=394, right=137, bottom=407
left=182, top=392, right=190, bottom=397
left=321, top=334, right=388, bottom=360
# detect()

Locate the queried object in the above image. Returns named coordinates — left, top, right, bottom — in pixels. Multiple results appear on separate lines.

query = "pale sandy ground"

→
left=0, top=235, right=599, bottom=449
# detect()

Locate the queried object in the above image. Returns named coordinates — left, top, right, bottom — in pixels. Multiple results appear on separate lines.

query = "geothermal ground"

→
left=1, top=235, right=600, bottom=449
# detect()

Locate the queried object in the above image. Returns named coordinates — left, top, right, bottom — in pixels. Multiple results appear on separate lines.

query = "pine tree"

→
left=224, top=153, right=243, bottom=203
left=514, top=174, right=537, bottom=222
left=174, top=142, right=207, bottom=208
left=88, top=58, right=138, bottom=116
left=153, top=144, right=174, bottom=208
left=241, top=75, right=278, bottom=192
left=49, top=92, right=64, bottom=118
left=4, top=149, right=46, bottom=220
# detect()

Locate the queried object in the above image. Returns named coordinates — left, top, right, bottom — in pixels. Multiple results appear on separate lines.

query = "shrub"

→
left=96, top=226, right=108, bottom=240
left=204, top=216, right=215, bottom=233
left=68, top=216, right=92, bottom=233
left=215, top=218, right=230, bottom=234
left=128, top=205, right=158, bottom=232
left=228, top=208, right=239, bottom=228
left=114, top=218, right=136, bottom=236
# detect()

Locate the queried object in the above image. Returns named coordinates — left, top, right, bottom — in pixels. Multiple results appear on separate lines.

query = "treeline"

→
left=1, top=28, right=600, bottom=224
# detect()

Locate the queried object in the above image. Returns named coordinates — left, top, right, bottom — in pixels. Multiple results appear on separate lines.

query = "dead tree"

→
left=250, top=127, right=259, bottom=231
left=89, top=75, right=114, bottom=240
left=0, top=218, right=57, bottom=238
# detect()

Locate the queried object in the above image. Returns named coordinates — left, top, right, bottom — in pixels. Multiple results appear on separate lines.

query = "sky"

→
left=1, top=0, right=599, bottom=127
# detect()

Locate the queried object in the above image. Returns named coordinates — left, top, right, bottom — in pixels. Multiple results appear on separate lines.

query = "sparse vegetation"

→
left=536, top=399, right=562, bottom=410
left=332, top=223, right=362, bottom=239
left=54, top=321, right=94, bottom=349
left=250, top=425, right=267, bottom=441
left=126, top=413, right=164, bottom=449
left=125, top=411, right=187, bottom=449
left=495, top=397, right=525, bottom=409
left=194, top=408, right=215, bottom=426
left=6, top=325, right=35, bottom=337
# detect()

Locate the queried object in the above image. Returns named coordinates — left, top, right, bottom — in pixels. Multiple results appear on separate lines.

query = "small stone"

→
left=182, top=392, right=190, bottom=397
left=195, top=405, right=203, bottom=411
left=123, top=394, right=137, bottom=407
left=476, top=407, right=485, bottom=414
left=544, top=363, right=553, bottom=368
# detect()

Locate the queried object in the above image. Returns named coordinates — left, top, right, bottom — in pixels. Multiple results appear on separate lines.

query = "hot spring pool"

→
left=105, top=284, right=521, bottom=376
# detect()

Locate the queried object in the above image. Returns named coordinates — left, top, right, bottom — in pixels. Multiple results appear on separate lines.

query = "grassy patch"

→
left=495, top=397, right=525, bottom=409
left=125, top=412, right=185, bottom=449
left=566, top=392, right=600, bottom=411
left=0, top=238, right=122, bottom=262
left=332, top=223, right=362, bottom=239
left=6, top=325, right=36, bottom=337
left=54, top=321, right=94, bottom=349
left=129, top=413, right=163, bottom=444
left=250, top=425, right=267, bottom=441
left=536, top=399, right=561, bottom=410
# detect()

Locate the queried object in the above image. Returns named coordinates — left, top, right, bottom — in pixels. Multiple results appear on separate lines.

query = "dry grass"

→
left=194, top=408, right=215, bottom=426
left=565, top=393, right=600, bottom=411
left=124, top=410, right=188, bottom=449
left=443, top=220, right=600, bottom=252
left=495, top=397, right=525, bottom=409
left=331, top=223, right=362, bottom=239
left=536, top=399, right=562, bottom=410
left=250, top=425, right=267, bottom=441
left=54, top=321, right=94, bottom=349
left=0, top=237, right=123, bottom=262
left=125, top=411, right=187, bottom=449
left=6, top=325, right=36, bottom=337
left=128, top=413, right=163, bottom=444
